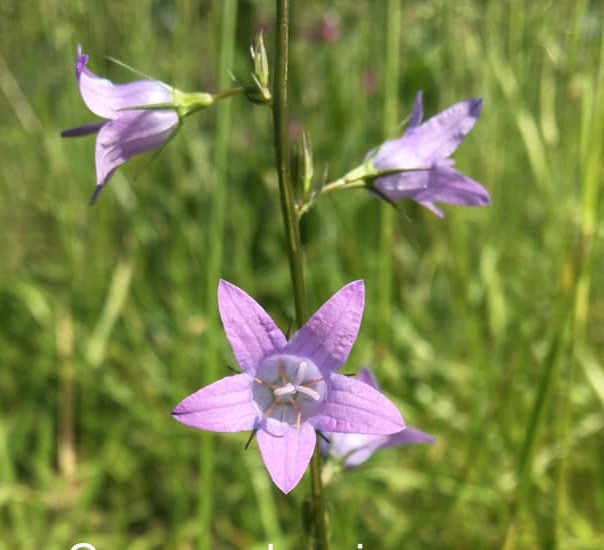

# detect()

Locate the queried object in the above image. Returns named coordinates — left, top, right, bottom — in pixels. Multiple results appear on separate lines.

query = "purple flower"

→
left=61, top=46, right=180, bottom=204
left=371, top=91, right=489, bottom=217
left=172, top=280, right=404, bottom=493
left=322, top=368, right=434, bottom=469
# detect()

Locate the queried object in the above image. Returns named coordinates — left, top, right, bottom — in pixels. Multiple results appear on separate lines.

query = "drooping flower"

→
left=369, top=91, right=489, bottom=217
left=322, top=368, right=434, bottom=469
left=172, top=280, right=404, bottom=493
left=61, top=46, right=212, bottom=204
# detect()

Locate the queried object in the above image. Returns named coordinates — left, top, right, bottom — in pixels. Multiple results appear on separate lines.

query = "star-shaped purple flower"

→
left=172, top=280, right=404, bottom=493
left=322, top=368, right=434, bottom=469
left=61, top=46, right=180, bottom=204
left=370, top=91, right=490, bottom=217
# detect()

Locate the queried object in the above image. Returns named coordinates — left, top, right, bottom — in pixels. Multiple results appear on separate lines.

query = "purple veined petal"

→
left=407, top=90, right=424, bottom=129
left=402, top=97, right=483, bottom=164
left=171, top=373, right=258, bottom=432
left=328, top=425, right=434, bottom=469
left=256, top=421, right=316, bottom=493
left=370, top=92, right=423, bottom=167
left=76, top=46, right=174, bottom=119
left=310, top=373, right=404, bottom=434
left=61, top=122, right=104, bottom=138
left=374, top=166, right=490, bottom=210
left=409, top=167, right=490, bottom=206
left=374, top=97, right=483, bottom=170
left=327, top=431, right=386, bottom=465
left=386, top=425, right=435, bottom=447
left=285, top=281, right=365, bottom=374
left=372, top=136, right=424, bottom=170
left=92, top=109, right=179, bottom=201
left=340, top=437, right=386, bottom=468
left=355, top=366, right=379, bottom=389
left=218, top=280, right=287, bottom=374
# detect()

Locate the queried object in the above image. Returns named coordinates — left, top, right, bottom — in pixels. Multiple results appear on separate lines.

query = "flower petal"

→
left=355, top=366, right=379, bottom=389
left=172, top=373, right=258, bottom=432
left=386, top=425, right=435, bottom=447
left=285, top=281, right=365, bottom=373
left=76, top=46, right=173, bottom=119
left=256, top=421, right=315, bottom=493
left=403, top=97, right=483, bottom=163
left=327, top=432, right=385, bottom=465
left=92, top=109, right=179, bottom=202
left=374, top=97, right=482, bottom=169
left=218, top=280, right=287, bottom=374
left=311, top=373, right=403, bottom=434
left=407, top=91, right=424, bottom=129
left=374, top=166, right=490, bottom=212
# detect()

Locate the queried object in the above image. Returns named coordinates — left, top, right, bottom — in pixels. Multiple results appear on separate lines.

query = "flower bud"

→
left=249, top=32, right=271, bottom=104
left=251, top=31, right=269, bottom=89
left=291, top=130, right=314, bottom=197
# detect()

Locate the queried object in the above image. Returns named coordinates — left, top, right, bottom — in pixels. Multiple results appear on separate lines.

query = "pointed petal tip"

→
left=257, top=423, right=315, bottom=494
left=469, top=97, right=484, bottom=118
left=339, top=279, right=365, bottom=305
left=348, top=279, right=365, bottom=293
left=217, top=278, right=234, bottom=292
left=89, top=185, right=103, bottom=205
left=76, top=47, right=89, bottom=79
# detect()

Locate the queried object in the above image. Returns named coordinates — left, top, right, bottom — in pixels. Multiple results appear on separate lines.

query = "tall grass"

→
left=0, top=1, right=602, bottom=548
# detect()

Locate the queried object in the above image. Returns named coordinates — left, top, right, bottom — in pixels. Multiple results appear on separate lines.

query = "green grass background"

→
left=1, top=0, right=603, bottom=548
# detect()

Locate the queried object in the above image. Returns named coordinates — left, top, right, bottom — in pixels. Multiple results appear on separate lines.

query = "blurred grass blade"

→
left=85, top=255, right=134, bottom=367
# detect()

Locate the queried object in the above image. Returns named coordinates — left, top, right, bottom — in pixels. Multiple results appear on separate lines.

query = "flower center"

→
left=253, top=355, right=326, bottom=428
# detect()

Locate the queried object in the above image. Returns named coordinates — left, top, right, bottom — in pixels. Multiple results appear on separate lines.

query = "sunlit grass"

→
left=0, top=1, right=602, bottom=549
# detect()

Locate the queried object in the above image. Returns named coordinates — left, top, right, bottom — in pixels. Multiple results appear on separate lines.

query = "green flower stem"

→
left=198, top=2, right=238, bottom=549
left=272, top=1, right=328, bottom=549
left=212, top=86, right=245, bottom=101
left=273, top=0, right=308, bottom=325
left=319, top=165, right=369, bottom=195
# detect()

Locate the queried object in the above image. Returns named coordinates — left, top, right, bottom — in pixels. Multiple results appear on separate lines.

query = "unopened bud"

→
left=291, top=130, right=314, bottom=197
left=300, top=131, right=313, bottom=195
left=251, top=32, right=269, bottom=89
left=250, top=32, right=271, bottom=104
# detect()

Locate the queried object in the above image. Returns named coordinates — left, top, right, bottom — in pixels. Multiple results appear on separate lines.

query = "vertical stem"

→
left=273, top=0, right=309, bottom=325
left=272, top=2, right=328, bottom=549
left=198, top=2, right=237, bottom=549
left=376, top=0, right=401, bottom=357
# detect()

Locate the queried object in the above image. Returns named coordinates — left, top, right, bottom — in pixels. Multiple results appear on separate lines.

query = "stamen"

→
left=274, top=382, right=295, bottom=397
left=263, top=400, right=278, bottom=418
left=277, top=359, right=286, bottom=381
left=294, top=360, right=308, bottom=386
left=303, top=376, right=324, bottom=387
left=255, top=376, right=279, bottom=391
left=296, top=385, right=321, bottom=401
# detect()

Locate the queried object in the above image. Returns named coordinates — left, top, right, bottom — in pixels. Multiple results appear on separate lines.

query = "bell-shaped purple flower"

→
left=61, top=46, right=180, bottom=204
left=172, top=280, right=404, bottom=493
left=322, top=368, right=434, bottom=469
left=370, top=92, right=490, bottom=217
